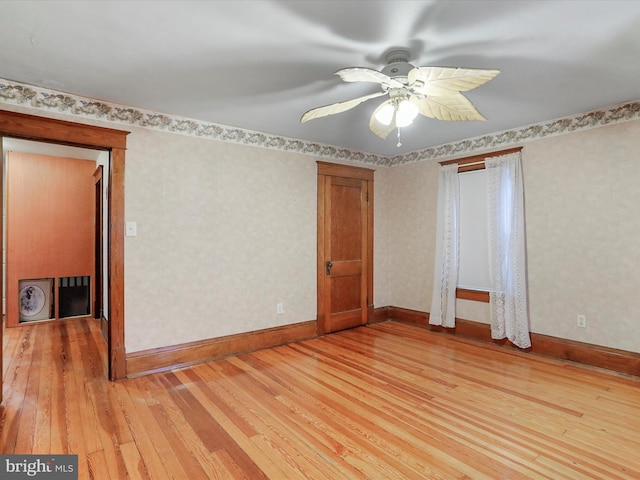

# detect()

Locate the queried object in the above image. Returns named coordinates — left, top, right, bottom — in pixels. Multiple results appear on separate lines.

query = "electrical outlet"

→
left=276, top=303, right=284, bottom=315
left=577, top=314, right=587, bottom=328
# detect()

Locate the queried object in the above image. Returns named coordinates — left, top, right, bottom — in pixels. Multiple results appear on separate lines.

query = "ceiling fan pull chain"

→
left=396, top=127, right=402, bottom=147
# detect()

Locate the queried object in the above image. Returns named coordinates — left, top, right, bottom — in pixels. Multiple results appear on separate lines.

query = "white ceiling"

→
left=1, top=0, right=640, bottom=157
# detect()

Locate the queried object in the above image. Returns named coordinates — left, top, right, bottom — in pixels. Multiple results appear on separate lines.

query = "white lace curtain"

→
left=429, top=164, right=459, bottom=328
left=486, top=152, right=531, bottom=348
left=429, top=152, right=531, bottom=348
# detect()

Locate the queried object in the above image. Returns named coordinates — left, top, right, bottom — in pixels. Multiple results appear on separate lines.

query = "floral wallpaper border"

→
left=1, top=77, right=639, bottom=167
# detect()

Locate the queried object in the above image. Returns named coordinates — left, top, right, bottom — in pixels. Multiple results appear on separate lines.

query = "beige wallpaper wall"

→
left=124, top=127, right=318, bottom=351
left=373, top=160, right=438, bottom=310
left=524, top=121, right=640, bottom=352
left=2, top=101, right=638, bottom=354
left=375, top=119, right=640, bottom=353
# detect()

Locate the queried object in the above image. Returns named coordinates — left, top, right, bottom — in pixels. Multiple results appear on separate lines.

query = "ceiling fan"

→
left=301, top=49, right=500, bottom=143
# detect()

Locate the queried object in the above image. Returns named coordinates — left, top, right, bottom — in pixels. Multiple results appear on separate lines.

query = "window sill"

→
left=456, top=288, right=490, bottom=303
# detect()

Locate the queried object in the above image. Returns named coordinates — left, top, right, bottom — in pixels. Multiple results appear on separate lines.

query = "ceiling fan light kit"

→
left=301, top=48, right=500, bottom=145
left=375, top=98, right=419, bottom=127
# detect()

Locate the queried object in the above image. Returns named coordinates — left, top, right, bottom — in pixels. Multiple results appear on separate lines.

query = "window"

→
left=439, top=147, right=523, bottom=303
left=458, top=169, right=490, bottom=291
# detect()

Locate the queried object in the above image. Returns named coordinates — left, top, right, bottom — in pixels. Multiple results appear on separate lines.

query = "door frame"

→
left=317, top=161, right=374, bottom=334
left=94, top=165, right=104, bottom=324
left=0, top=109, right=129, bottom=386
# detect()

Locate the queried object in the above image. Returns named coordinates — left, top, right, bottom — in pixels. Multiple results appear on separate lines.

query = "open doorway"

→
left=0, top=109, right=128, bottom=395
left=2, top=139, right=110, bottom=330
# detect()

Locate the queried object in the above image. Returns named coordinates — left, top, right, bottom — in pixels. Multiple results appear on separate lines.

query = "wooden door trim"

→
left=317, top=161, right=374, bottom=334
left=0, top=109, right=129, bottom=381
left=0, top=110, right=128, bottom=149
left=317, top=174, right=328, bottom=333
left=94, top=165, right=104, bottom=323
left=318, top=161, right=374, bottom=180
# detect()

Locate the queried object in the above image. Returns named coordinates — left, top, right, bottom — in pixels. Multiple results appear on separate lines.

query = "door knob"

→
left=326, top=260, right=333, bottom=275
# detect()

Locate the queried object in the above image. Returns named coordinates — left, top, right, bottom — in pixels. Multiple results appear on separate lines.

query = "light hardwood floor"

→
left=2, top=317, right=640, bottom=479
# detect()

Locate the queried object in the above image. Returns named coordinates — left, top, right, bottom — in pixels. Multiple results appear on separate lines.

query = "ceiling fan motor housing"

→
left=381, top=49, right=414, bottom=84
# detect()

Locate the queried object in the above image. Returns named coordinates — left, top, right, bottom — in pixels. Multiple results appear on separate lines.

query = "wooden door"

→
left=0, top=140, right=3, bottom=403
left=317, top=162, right=374, bottom=334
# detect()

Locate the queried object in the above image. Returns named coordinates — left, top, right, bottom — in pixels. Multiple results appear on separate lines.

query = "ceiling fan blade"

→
left=408, top=67, right=500, bottom=96
left=301, top=91, right=387, bottom=123
left=336, top=67, right=405, bottom=89
left=410, top=93, right=487, bottom=121
left=369, top=100, right=396, bottom=139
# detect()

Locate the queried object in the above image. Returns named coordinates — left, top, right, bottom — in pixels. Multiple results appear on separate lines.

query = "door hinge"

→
left=366, top=192, right=369, bottom=202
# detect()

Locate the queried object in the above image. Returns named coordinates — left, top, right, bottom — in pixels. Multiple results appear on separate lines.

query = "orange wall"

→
left=6, top=152, right=96, bottom=325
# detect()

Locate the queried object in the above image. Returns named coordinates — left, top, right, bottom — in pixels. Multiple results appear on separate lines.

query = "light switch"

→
left=126, top=221, right=137, bottom=237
